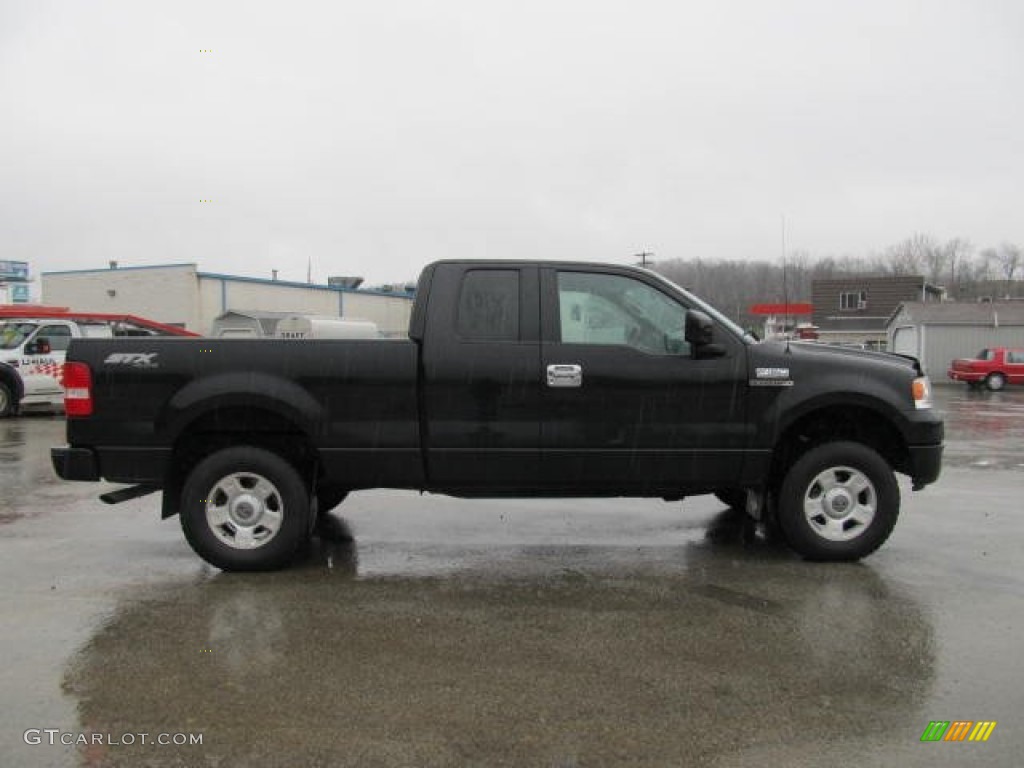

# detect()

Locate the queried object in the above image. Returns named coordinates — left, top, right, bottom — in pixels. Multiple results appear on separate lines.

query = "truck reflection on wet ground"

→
left=64, top=536, right=934, bottom=768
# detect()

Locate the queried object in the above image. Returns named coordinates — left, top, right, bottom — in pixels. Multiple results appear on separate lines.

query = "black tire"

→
left=714, top=490, right=746, bottom=511
left=0, top=382, right=13, bottom=418
left=986, top=373, right=1006, bottom=392
left=180, top=446, right=311, bottom=571
left=777, top=441, right=899, bottom=562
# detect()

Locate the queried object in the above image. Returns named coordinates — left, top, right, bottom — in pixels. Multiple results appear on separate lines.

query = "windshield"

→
left=0, top=322, right=38, bottom=350
left=645, top=271, right=755, bottom=344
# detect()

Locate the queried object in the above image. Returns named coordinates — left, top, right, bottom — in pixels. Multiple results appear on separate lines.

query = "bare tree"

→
left=994, top=242, right=1021, bottom=285
left=886, top=233, right=938, bottom=276
left=943, top=237, right=973, bottom=298
left=652, top=235, right=1021, bottom=329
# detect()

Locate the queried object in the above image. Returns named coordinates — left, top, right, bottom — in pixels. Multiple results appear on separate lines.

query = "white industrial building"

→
left=41, top=263, right=414, bottom=336
left=887, top=301, right=1024, bottom=377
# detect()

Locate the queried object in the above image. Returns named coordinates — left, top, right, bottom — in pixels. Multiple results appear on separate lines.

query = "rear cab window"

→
left=456, top=269, right=521, bottom=342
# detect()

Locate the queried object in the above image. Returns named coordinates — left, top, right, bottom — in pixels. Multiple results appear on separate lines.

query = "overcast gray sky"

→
left=2, top=0, right=1023, bottom=289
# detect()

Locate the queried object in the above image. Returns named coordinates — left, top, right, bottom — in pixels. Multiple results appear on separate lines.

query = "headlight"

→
left=912, top=376, right=933, bottom=410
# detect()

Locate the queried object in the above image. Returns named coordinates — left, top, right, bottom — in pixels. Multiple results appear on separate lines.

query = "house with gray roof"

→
left=886, top=301, right=1024, bottom=377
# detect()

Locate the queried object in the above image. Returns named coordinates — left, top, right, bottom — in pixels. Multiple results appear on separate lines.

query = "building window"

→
left=840, top=291, right=868, bottom=311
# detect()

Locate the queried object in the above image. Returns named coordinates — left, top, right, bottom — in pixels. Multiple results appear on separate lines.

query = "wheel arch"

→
left=985, top=371, right=1007, bottom=390
left=161, top=401, right=321, bottom=519
left=768, top=401, right=909, bottom=489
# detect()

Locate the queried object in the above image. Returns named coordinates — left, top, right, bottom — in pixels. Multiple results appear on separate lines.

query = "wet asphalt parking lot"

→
left=1, top=385, right=1022, bottom=767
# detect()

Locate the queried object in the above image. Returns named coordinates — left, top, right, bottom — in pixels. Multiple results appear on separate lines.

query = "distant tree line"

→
left=652, top=235, right=1023, bottom=327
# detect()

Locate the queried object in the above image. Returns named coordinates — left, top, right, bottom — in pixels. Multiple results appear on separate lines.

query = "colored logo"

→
left=920, top=721, right=996, bottom=742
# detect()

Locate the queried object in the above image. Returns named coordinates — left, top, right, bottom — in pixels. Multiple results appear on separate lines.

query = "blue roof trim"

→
left=40, top=263, right=413, bottom=299
left=42, top=263, right=198, bottom=276
left=197, top=271, right=414, bottom=298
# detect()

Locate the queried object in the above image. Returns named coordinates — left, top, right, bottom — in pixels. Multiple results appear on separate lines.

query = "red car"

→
left=948, top=347, right=1024, bottom=391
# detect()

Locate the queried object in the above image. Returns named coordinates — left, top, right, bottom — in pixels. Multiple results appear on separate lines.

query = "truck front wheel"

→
left=777, top=441, right=899, bottom=561
left=180, top=446, right=311, bottom=571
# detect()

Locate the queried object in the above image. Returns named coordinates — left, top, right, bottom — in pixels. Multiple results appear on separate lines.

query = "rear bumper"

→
left=51, top=446, right=100, bottom=481
left=51, top=445, right=170, bottom=484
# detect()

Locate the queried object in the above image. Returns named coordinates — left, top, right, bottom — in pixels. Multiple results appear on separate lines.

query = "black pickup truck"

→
left=52, top=260, right=943, bottom=570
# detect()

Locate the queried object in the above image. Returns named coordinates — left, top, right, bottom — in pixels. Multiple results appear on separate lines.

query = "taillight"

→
left=63, top=362, right=93, bottom=417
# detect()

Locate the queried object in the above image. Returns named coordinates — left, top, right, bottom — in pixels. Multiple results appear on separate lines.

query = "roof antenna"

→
left=782, top=214, right=791, bottom=353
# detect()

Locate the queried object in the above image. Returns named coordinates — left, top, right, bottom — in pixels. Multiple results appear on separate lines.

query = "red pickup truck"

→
left=948, top=347, right=1024, bottom=391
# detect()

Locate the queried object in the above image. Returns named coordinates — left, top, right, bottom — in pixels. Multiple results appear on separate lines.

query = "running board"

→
left=100, top=484, right=160, bottom=505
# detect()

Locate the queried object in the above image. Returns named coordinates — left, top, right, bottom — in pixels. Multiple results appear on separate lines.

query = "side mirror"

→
left=684, top=310, right=714, bottom=346
left=685, top=310, right=726, bottom=359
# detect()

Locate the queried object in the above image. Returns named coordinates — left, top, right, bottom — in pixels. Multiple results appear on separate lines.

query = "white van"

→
left=0, top=319, right=112, bottom=413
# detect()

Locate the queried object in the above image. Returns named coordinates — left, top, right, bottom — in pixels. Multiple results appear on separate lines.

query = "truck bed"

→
left=63, top=337, right=423, bottom=488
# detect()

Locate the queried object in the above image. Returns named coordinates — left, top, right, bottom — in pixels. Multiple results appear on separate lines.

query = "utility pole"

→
left=634, top=251, right=655, bottom=268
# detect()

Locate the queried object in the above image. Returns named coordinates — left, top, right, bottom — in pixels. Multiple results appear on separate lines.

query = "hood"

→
left=755, top=340, right=923, bottom=377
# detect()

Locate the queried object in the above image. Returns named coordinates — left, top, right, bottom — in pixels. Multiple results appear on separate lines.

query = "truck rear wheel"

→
left=777, top=441, right=899, bottom=561
left=180, top=446, right=311, bottom=571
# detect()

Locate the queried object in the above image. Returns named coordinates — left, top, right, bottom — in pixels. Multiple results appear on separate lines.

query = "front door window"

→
left=557, top=272, right=689, bottom=356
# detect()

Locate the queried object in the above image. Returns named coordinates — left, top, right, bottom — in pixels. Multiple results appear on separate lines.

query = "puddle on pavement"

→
left=59, top=514, right=935, bottom=768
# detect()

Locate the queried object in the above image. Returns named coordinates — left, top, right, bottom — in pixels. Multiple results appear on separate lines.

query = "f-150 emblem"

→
left=104, top=352, right=159, bottom=368
left=751, top=366, right=793, bottom=387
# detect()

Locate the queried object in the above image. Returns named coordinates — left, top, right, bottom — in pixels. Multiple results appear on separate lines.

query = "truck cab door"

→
left=539, top=267, right=748, bottom=495
left=420, top=264, right=542, bottom=493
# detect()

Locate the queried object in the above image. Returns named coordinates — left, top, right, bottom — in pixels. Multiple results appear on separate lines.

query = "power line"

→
left=634, top=251, right=655, bottom=268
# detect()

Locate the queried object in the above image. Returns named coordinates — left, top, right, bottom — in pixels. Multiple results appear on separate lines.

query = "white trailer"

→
left=275, top=315, right=379, bottom=340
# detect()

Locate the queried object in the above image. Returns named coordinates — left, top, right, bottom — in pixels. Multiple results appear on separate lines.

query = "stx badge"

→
left=103, top=353, right=159, bottom=368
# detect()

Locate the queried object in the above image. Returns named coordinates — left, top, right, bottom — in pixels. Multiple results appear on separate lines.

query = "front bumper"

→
left=901, top=409, right=943, bottom=489
left=51, top=446, right=100, bottom=481
left=907, top=443, right=944, bottom=489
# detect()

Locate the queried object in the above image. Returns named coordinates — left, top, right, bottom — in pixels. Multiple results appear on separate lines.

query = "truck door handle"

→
left=547, top=364, right=582, bottom=388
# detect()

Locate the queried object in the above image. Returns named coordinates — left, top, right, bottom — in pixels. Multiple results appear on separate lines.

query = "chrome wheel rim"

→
left=802, top=465, right=876, bottom=542
left=205, top=472, right=285, bottom=549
